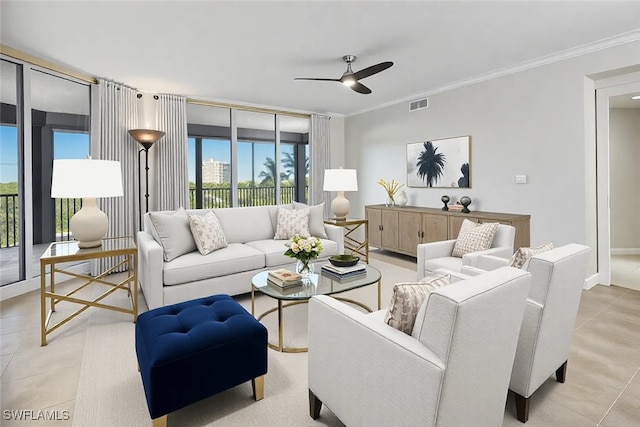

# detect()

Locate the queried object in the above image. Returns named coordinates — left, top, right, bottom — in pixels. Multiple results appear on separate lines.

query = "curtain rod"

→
left=1, top=45, right=311, bottom=119
left=0, top=44, right=97, bottom=84
left=187, top=98, right=310, bottom=119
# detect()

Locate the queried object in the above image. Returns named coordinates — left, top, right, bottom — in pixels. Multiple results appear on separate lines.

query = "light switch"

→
left=515, top=175, right=527, bottom=184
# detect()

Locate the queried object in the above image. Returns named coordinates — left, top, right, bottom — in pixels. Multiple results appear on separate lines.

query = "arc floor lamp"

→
left=128, top=128, right=165, bottom=230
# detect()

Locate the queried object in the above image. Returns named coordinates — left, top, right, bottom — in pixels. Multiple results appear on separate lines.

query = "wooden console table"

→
left=365, top=205, right=530, bottom=257
left=324, top=218, right=369, bottom=263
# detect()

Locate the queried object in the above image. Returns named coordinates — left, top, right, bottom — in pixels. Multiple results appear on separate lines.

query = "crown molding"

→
left=347, top=29, right=640, bottom=118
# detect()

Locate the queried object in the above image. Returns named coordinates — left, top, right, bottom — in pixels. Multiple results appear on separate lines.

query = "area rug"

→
left=72, top=258, right=416, bottom=426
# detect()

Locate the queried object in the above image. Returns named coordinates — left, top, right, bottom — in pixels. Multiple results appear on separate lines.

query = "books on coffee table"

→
left=320, top=263, right=366, bottom=280
left=267, top=268, right=303, bottom=287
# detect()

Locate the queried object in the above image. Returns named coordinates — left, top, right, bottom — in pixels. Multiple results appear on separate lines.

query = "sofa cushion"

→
left=163, top=243, right=265, bottom=286
left=292, top=201, right=328, bottom=239
left=317, top=238, right=339, bottom=258
left=451, top=219, right=499, bottom=257
left=149, top=207, right=197, bottom=262
left=274, top=207, right=310, bottom=239
left=188, top=211, right=228, bottom=255
left=425, top=256, right=463, bottom=273
left=245, top=240, right=291, bottom=267
left=212, top=206, right=274, bottom=244
left=384, top=272, right=451, bottom=334
left=509, top=242, right=555, bottom=269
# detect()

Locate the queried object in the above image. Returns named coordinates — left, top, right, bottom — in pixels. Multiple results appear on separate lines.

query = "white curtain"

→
left=153, top=94, right=189, bottom=210
left=91, top=79, right=139, bottom=273
left=309, top=114, right=331, bottom=217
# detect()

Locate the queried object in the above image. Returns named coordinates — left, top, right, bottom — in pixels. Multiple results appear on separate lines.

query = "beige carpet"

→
left=73, top=257, right=416, bottom=426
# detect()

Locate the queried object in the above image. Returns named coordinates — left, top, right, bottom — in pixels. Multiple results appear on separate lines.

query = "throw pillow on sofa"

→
left=384, top=272, right=451, bottom=334
left=274, top=207, right=311, bottom=239
left=188, top=211, right=228, bottom=255
left=451, top=219, right=499, bottom=257
left=292, top=201, right=328, bottom=239
left=149, top=207, right=197, bottom=262
left=509, top=242, right=554, bottom=269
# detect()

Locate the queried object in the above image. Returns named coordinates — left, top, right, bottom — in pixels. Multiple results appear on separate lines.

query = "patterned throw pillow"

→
left=188, top=211, right=228, bottom=255
left=274, top=207, right=310, bottom=239
left=384, top=273, right=451, bottom=334
left=451, top=219, right=500, bottom=257
left=509, top=242, right=555, bottom=269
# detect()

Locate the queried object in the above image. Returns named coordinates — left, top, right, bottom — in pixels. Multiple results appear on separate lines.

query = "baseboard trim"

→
left=0, top=262, right=90, bottom=302
left=584, top=273, right=601, bottom=290
left=611, top=248, right=640, bottom=256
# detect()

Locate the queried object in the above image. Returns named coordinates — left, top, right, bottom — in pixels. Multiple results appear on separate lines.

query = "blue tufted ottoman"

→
left=135, top=294, right=267, bottom=427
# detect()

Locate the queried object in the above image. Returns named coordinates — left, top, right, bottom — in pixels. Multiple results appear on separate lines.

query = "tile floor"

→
left=1, top=251, right=639, bottom=426
left=611, top=254, right=640, bottom=292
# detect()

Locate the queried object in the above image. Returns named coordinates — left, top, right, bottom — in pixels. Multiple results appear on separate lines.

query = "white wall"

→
left=610, top=108, right=640, bottom=251
left=344, top=41, right=640, bottom=270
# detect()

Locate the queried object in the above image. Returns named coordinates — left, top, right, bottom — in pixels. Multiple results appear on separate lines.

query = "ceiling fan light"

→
left=342, top=76, right=356, bottom=87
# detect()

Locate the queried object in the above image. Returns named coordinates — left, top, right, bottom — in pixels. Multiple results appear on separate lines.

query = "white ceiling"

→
left=1, top=1, right=640, bottom=116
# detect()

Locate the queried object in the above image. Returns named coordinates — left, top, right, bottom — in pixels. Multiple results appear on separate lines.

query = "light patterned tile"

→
left=599, top=393, right=640, bottom=427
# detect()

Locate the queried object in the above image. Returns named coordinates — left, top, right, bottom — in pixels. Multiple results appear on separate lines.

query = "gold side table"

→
left=324, top=218, right=369, bottom=263
left=39, top=236, right=138, bottom=346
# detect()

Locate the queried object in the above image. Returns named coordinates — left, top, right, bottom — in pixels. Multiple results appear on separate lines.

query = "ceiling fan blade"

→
left=351, top=82, right=372, bottom=94
left=294, top=77, right=340, bottom=81
left=353, top=61, right=393, bottom=80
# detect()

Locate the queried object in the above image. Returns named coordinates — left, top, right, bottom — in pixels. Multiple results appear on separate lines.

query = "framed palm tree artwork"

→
left=406, top=136, right=471, bottom=188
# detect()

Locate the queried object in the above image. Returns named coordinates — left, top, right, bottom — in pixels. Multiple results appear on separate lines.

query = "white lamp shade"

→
left=51, top=159, right=123, bottom=198
left=323, top=169, right=358, bottom=192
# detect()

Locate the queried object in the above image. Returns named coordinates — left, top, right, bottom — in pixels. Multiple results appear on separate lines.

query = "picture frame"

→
left=406, top=135, right=471, bottom=188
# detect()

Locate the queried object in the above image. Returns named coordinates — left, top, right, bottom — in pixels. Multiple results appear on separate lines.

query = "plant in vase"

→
left=377, top=178, right=404, bottom=207
left=284, top=235, right=323, bottom=279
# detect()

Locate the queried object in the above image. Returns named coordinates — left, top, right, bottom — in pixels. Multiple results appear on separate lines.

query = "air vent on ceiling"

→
left=409, top=97, right=429, bottom=111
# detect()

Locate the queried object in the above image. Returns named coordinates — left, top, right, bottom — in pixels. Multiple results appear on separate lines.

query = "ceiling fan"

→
left=294, top=55, right=393, bottom=94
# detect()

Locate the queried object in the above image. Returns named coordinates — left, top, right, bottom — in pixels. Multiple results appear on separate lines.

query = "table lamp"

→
left=323, top=168, right=358, bottom=221
left=51, top=159, right=124, bottom=248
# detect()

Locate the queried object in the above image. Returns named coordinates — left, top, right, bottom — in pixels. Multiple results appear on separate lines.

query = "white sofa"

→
left=137, top=204, right=344, bottom=309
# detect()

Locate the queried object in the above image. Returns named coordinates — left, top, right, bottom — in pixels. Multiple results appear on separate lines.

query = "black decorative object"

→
left=441, top=195, right=450, bottom=211
left=460, top=196, right=472, bottom=213
left=329, top=255, right=360, bottom=267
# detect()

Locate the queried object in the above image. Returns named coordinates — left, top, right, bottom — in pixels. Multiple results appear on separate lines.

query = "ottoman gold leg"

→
left=152, top=415, right=167, bottom=427
left=252, top=375, right=265, bottom=401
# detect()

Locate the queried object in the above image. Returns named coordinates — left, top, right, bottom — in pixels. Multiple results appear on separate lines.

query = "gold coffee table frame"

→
left=324, top=218, right=369, bottom=263
left=251, top=264, right=381, bottom=353
left=39, top=237, right=138, bottom=346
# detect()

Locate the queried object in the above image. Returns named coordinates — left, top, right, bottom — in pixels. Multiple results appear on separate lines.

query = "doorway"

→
left=595, top=80, right=640, bottom=290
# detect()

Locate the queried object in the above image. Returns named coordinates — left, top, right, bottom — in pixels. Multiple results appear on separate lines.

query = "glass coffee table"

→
left=251, top=263, right=382, bottom=353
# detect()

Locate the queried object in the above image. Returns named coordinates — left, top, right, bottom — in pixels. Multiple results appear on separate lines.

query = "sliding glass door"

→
left=0, top=58, right=91, bottom=289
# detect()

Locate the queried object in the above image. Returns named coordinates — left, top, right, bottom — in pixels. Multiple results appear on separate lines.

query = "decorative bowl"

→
left=329, top=254, right=360, bottom=267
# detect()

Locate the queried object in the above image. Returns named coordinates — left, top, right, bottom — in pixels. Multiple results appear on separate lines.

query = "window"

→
left=186, top=104, right=309, bottom=209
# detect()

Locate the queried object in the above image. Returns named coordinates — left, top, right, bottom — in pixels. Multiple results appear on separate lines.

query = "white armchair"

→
left=417, top=223, right=516, bottom=279
left=440, top=243, right=591, bottom=422
left=308, top=267, right=532, bottom=426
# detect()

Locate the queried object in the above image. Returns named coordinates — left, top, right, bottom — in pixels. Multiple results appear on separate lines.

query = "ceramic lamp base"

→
left=331, top=191, right=350, bottom=221
left=70, top=198, right=108, bottom=248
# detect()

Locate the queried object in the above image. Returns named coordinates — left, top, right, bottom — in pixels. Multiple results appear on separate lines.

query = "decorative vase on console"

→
left=441, top=195, right=450, bottom=211
left=378, top=178, right=404, bottom=208
left=396, top=190, right=408, bottom=207
left=460, top=196, right=472, bottom=213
